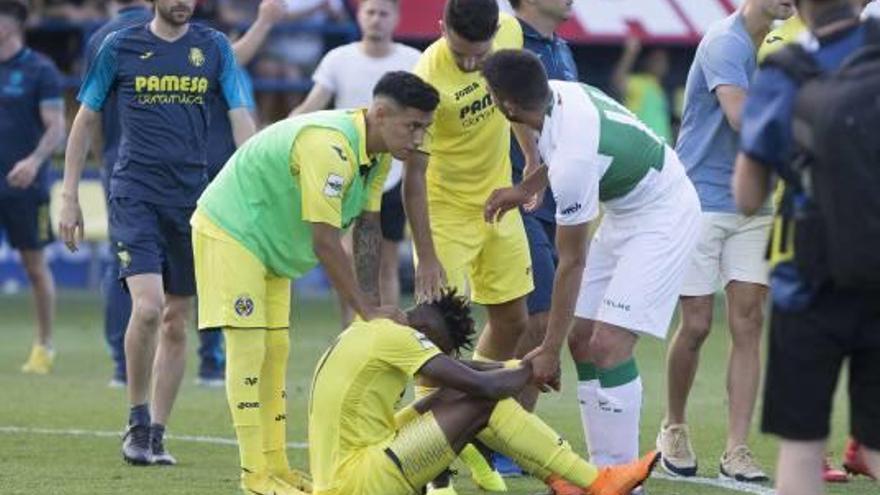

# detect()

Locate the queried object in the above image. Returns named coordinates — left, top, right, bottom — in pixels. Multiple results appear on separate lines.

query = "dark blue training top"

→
left=511, top=17, right=579, bottom=223
left=84, top=8, right=255, bottom=185
left=0, top=48, right=62, bottom=198
left=83, top=5, right=154, bottom=177
left=78, top=22, right=250, bottom=206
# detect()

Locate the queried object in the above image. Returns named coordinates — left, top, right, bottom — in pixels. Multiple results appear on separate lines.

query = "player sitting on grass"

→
left=308, top=289, right=660, bottom=495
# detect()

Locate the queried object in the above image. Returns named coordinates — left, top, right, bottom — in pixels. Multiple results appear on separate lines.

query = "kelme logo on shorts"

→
left=234, top=295, right=254, bottom=317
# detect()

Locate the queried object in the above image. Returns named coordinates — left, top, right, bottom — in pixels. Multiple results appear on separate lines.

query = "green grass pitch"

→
left=0, top=292, right=873, bottom=494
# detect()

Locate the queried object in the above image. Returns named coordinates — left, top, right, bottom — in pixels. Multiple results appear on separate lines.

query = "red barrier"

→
left=392, top=0, right=740, bottom=45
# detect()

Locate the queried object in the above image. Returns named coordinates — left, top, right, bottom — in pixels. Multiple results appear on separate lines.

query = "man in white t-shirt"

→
left=291, top=0, right=421, bottom=324
left=482, top=49, right=701, bottom=472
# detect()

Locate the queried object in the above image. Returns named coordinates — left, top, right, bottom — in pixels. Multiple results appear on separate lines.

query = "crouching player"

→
left=308, top=289, right=660, bottom=495
left=193, top=71, right=438, bottom=494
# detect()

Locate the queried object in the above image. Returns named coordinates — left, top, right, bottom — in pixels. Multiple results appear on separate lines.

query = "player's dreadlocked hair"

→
left=429, top=288, right=475, bottom=356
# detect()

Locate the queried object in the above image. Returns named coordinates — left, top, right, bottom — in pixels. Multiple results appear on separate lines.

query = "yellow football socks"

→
left=224, top=328, right=267, bottom=474
left=262, top=329, right=291, bottom=475
left=477, top=398, right=598, bottom=487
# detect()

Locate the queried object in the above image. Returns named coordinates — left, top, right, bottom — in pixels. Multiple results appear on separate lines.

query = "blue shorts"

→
left=523, top=213, right=556, bottom=315
left=109, top=197, right=196, bottom=296
left=0, top=192, right=53, bottom=250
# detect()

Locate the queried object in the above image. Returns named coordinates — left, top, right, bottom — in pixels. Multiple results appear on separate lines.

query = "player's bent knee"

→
left=131, top=299, right=163, bottom=328
left=680, top=297, right=713, bottom=334
left=568, top=333, right=591, bottom=362
left=587, top=328, right=636, bottom=369
left=679, top=319, right=712, bottom=347
left=729, top=305, right=765, bottom=339
left=162, top=302, right=191, bottom=327
left=159, top=318, right=188, bottom=344
left=567, top=319, right=596, bottom=362
left=160, top=302, right=191, bottom=342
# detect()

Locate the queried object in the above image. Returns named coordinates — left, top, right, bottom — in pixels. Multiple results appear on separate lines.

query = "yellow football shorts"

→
left=325, top=410, right=455, bottom=495
left=427, top=204, right=533, bottom=305
left=191, top=210, right=290, bottom=330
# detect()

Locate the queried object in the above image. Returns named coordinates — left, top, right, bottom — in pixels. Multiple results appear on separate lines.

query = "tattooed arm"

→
left=353, top=211, right=382, bottom=306
left=312, top=217, right=404, bottom=324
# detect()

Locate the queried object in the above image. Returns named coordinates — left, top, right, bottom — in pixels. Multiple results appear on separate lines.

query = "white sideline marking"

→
left=2, top=426, right=776, bottom=494
left=0, top=425, right=308, bottom=449
left=652, top=472, right=777, bottom=494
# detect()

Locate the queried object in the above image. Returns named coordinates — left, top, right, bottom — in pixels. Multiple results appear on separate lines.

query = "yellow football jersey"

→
left=759, top=16, right=807, bottom=62
left=294, top=112, right=389, bottom=228
left=308, top=319, right=442, bottom=494
left=413, top=14, right=524, bottom=210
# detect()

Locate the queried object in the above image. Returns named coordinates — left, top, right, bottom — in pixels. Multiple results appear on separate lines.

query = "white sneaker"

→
left=656, top=423, right=698, bottom=477
left=720, top=445, right=769, bottom=483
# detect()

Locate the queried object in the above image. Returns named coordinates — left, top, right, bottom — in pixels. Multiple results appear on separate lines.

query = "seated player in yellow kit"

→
left=192, top=72, right=439, bottom=495
left=402, top=0, right=540, bottom=489
left=308, top=289, right=661, bottom=495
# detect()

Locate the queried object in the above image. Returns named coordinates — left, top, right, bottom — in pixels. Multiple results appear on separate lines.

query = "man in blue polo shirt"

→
left=59, top=0, right=255, bottom=466
left=0, top=0, right=65, bottom=376
left=734, top=0, right=880, bottom=492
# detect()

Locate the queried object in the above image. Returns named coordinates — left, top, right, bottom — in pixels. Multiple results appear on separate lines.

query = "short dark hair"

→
left=481, top=49, right=551, bottom=110
left=508, top=0, right=522, bottom=8
left=373, top=71, right=440, bottom=112
left=429, top=288, right=475, bottom=356
left=0, top=0, right=28, bottom=25
left=444, top=0, right=499, bottom=42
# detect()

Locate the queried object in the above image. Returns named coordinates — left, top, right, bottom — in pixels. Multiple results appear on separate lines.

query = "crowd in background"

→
left=19, top=0, right=684, bottom=137
left=23, top=0, right=360, bottom=122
